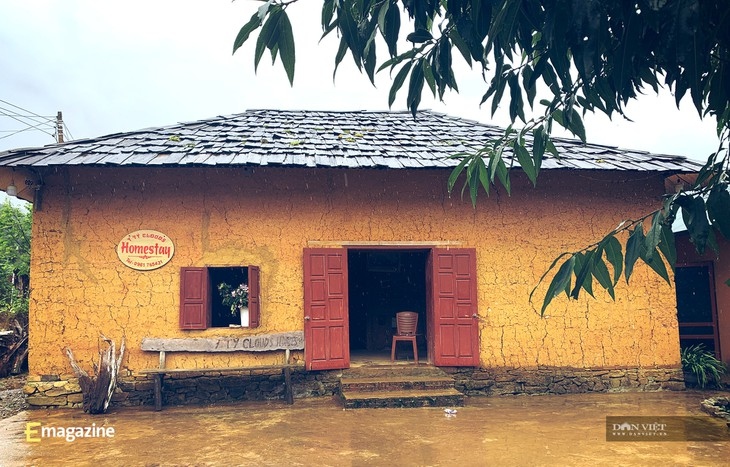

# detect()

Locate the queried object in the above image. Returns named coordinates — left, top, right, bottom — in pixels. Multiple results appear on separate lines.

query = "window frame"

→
left=179, top=265, right=260, bottom=330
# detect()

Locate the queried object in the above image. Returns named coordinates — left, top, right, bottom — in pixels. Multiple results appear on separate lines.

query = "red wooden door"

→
left=430, top=248, right=479, bottom=366
left=303, top=248, right=350, bottom=370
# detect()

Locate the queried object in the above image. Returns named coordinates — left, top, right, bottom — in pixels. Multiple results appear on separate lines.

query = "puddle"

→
left=1, top=391, right=729, bottom=466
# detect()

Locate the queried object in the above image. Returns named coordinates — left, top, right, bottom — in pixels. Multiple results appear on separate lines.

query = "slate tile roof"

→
left=0, top=109, right=702, bottom=172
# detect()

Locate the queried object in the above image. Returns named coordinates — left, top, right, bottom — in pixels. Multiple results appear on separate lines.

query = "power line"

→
left=0, top=99, right=54, bottom=123
left=0, top=99, right=74, bottom=144
left=62, top=123, right=74, bottom=141
left=0, top=110, right=55, bottom=138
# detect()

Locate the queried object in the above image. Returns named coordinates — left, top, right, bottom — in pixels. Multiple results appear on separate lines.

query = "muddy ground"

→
left=0, top=374, right=27, bottom=420
left=1, top=389, right=729, bottom=466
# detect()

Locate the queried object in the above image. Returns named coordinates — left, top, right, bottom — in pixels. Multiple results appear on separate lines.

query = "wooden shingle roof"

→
left=0, top=109, right=702, bottom=172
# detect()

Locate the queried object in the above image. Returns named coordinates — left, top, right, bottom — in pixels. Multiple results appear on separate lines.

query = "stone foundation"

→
left=444, top=366, right=686, bottom=395
left=23, top=366, right=685, bottom=409
left=24, top=374, right=84, bottom=408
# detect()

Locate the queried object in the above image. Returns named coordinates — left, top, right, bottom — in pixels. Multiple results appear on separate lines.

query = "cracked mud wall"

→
left=27, top=166, right=680, bottom=376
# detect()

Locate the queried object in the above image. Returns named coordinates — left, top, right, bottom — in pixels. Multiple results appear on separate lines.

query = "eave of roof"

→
left=0, top=109, right=703, bottom=173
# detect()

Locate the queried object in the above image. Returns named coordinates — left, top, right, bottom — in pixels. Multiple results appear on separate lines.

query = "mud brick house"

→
left=0, top=109, right=719, bottom=408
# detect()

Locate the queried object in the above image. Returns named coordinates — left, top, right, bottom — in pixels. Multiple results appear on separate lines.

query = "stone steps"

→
left=340, top=375, right=455, bottom=392
left=339, top=366, right=465, bottom=409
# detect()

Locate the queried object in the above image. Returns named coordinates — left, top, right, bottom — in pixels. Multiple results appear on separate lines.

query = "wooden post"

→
left=284, top=367, right=293, bottom=405
left=56, top=111, right=64, bottom=143
left=154, top=373, right=163, bottom=411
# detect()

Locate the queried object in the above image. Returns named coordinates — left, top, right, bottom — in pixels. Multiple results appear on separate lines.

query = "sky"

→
left=0, top=0, right=722, bottom=168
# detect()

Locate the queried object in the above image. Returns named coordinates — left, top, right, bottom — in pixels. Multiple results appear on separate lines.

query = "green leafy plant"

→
left=681, top=344, right=727, bottom=389
left=217, top=282, right=249, bottom=316
left=0, top=201, right=31, bottom=319
left=232, top=1, right=730, bottom=313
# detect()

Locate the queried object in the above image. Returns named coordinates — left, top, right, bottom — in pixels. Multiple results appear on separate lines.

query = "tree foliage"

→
left=0, top=201, right=31, bottom=316
left=234, top=0, right=730, bottom=313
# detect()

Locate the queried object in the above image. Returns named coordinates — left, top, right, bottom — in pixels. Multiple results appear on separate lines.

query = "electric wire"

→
left=0, top=99, right=73, bottom=143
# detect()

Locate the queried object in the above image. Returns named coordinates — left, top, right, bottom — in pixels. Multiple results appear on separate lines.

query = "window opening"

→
left=210, top=267, right=249, bottom=328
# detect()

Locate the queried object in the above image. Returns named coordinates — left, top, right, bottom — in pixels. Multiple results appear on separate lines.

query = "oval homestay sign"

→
left=116, top=230, right=175, bottom=271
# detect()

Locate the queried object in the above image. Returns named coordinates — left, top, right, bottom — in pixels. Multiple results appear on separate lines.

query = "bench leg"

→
left=154, top=374, right=164, bottom=411
left=284, top=367, right=293, bottom=405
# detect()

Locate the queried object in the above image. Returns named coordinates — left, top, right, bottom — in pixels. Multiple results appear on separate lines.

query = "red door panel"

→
left=180, top=267, right=209, bottom=330
left=430, top=248, right=479, bottom=366
left=304, top=248, right=350, bottom=370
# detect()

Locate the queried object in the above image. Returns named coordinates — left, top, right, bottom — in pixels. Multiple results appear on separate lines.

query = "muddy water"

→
left=1, top=391, right=728, bottom=466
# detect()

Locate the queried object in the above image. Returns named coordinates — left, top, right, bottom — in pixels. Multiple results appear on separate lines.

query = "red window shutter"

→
left=179, top=267, right=209, bottom=330
left=248, top=265, right=261, bottom=328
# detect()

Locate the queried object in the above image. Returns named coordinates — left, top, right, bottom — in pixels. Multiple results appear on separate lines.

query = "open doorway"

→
left=675, top=262, right=721, bottom=358
left=347, top=249, right=428, bottom=362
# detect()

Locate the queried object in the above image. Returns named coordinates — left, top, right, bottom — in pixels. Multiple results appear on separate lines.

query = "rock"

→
left=26, top=394, right=68, bottom=406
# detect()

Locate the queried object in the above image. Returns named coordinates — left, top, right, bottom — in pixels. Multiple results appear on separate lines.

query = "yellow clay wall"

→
left=27, top=166, right=681, bottom=376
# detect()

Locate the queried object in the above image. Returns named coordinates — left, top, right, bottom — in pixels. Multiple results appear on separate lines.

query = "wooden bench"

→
left=139, top=332, right=304, bottom=411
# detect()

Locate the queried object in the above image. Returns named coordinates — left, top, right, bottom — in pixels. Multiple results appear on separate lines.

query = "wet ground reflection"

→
left=1, top=390, right=728, bottom=466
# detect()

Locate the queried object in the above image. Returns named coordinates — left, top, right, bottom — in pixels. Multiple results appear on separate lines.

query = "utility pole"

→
left=56, top=111, right=64, bottom=143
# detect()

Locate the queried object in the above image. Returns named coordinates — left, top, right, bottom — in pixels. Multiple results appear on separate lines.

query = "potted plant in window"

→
left=218, top=282, right=249, bottom=327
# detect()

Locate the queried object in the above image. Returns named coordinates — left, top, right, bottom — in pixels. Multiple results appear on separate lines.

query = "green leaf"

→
left=514, top=143, right=537, bottom=185
left=254, top=24, right=268, bottom=72
left=541, top=256, right=576, bottom=316
left=376, top=0, right=390, bottom=36
left=707, top=185, right=730, bottom=239
left=253, top=7, right=282, bottom=72
left=449, top=29, right=472, bottom=67
left=388, top=61, right=412, bottom=108
left=658, top=224, right=677, bottom=273
left=508, top=73, right=526, bottom=123
left=264, top=9, right=282, bottom=49
left=338, top=5, right=362, bottom=68
left=532, top=126, right=546, bottom=174
left=640, top=248, right=671, bottom=285
left=679, top=196, right=711, bottom=254
left=494, top=156, right=511, bottom=195
left=277, top=11, right=296, bottom=86
left=570, top=251, right=594, bottom=299
left=383, top=0, right=400, bottom=57
left=625, top=224, right=645, bottom=283
left=406, top=59, right=425, bottom=117
left=725, top=278, right=730, bottom=287
left=468, top=157, right=489, bottom=205
left=545, top=139, right=559, bottom=158
left=422, top=60, right=436, bottom=97
left=592, top=252, right=615, bottom=300
left=377, top=49, right=417, bottom=73
left=566, top=110, right=586, bottom=142
left=363, top=36, right=376, bottom=84
left=321, top=0, right=335, bottom=30
left=643, top=211, right=665, bottom=261
left=232, top=12, right=263, bottom=55
left=604, top=235, right=623, bottom=284
left=447, top=156, right=470, bottom=193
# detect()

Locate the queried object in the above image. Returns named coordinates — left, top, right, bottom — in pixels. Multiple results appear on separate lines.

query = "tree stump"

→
left=66, top=335, right=125, bottom=414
